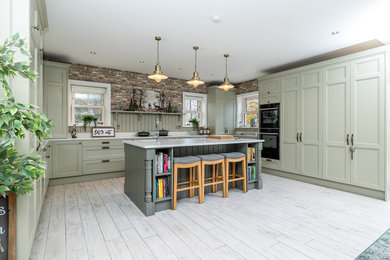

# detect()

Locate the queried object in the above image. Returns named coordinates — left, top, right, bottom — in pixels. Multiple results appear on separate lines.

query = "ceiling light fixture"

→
left=331, top=31, right=339, bottom=35
left=89, top=51, right=96, bottom=54
left=218, top=54, right=234, bottom=91
left=212, top=15, right=222, bottom=23
left=148, top=36, right=168, bottom=83
left=187, top=46, right=205, bottom=88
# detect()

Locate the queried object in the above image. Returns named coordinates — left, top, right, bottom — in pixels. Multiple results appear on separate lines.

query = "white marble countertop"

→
left=124, top=138, right=264, bottom=149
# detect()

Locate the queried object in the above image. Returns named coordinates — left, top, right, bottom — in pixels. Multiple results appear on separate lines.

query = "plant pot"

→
left=0, top=192, right=16, bottom=260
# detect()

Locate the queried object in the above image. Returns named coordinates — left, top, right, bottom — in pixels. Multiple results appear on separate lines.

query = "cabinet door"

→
left=299, top=69, right=322, bottom=178
left=280, top=74, right=300, bottom=173
left=53, top=142, right=82, bottom=178
left=323, top=63, right=351, bottom=184
left=350, top=54, right=385, bottom=190
left=225, top=90, right=236, bottom=134
left=44, top=66, right=67, bottom=138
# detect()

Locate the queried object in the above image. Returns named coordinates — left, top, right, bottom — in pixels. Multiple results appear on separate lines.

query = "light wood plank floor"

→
left=30, top=174, right=390, bottom=260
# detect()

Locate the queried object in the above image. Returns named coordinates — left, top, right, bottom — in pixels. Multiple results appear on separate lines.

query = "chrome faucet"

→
left=155, top=118, right=160, bottom=142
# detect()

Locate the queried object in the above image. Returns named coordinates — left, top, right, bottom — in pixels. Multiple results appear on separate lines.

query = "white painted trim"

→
left=68, top=80, right=111, bottom=126
left=182, top=92, right=207, bottom=127
left=236, top=91, right=258, bottom=128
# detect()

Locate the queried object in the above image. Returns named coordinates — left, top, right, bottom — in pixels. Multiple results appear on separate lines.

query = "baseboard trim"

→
left=263, top=168, right=385, bottom=200
left=49, top=171, right=125, bottom=186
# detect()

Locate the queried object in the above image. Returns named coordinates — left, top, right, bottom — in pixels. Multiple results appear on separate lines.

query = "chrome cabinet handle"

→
left=102, top=160, right=110, bottom=163
left=346, top=134, right=349, bottom=145
left=351, top=134, right=354, bottom=146
left=296, top=133, right=299, bottom=142
left=299, top=133, right=302, bottom=142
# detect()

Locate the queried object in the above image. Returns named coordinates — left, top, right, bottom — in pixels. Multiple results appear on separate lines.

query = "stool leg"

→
left=232, top=162, right=236, bottom=188
left=173, top=165, right=178, bottom=210
left=189, top=167, right=194, bottom=198
left=225, top=160, right=229, bottom=198
left=212, top=164, right=217, bottom=193
left=222, top=160, right=227, bottom=198
left=242, top=159, right=247, bottom=193
left=199, top=163, right=204, bottom=203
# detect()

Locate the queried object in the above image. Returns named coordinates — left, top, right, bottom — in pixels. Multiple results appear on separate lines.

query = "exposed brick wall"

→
left=68, top=64, right=207, bottom=111
left=236, top=79, right=258, bottom=95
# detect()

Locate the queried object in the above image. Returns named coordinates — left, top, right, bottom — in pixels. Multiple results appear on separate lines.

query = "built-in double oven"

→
left=259, top=103, right=280, bottom=160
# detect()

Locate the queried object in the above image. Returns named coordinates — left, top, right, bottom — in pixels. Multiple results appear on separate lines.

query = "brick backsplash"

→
left=68, top=64, right=208, bottom=111
left=235, top=79, right=259, bottom=95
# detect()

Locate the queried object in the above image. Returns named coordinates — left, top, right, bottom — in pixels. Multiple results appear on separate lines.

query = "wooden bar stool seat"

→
left=196, top=154, right=227, bottom=199
left=173, top=156, right=202, bottom=210
left=221, top=152, right=247, bottom=197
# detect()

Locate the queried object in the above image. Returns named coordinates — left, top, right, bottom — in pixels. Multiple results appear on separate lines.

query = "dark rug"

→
left=355, top=228, right=390, bottom=259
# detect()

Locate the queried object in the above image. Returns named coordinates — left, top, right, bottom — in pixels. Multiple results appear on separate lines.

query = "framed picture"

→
left=91, top=127, right=115, bottom=138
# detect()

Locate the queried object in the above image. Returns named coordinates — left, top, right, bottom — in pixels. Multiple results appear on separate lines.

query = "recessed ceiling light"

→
left=139, top=60, right=144, bottom=64
left=179, top=67, right=183, bottom=70
left=89, top=51, right=96, bottom=54
left=331, top=31, right=339, bottom=35
left=210, top=73, right=214, bottom=76
left=212, top=15, right=221, bottom=23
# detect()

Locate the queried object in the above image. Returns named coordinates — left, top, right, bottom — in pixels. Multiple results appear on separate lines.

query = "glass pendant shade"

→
left=187, top=46, right=205, bottom=88
left=148, top=36, right=168, bottom=83
left=218, top=54, right=235, bottom=91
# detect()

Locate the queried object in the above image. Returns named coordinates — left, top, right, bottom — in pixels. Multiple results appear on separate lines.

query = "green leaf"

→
left=11, top=33, right=19, bottom=41
left=9, top=107, right=17, bottom=115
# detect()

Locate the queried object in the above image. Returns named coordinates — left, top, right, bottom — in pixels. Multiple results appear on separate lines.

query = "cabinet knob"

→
left=45, top=155, right=50, bottom=159
left=32, top=25, right=40, bottom=31
left=267, top=91, right=270, bottom=94
left=79, top=142, right=82, bottom=145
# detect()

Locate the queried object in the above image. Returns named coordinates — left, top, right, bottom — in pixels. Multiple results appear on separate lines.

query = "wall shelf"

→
left=112, top=110, right=182, bottom=115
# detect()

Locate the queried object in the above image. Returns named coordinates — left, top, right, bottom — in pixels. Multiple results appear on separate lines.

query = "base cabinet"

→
left=260, top=47, right=388, bottom=192
left=52, top=142, right=83, bottom=178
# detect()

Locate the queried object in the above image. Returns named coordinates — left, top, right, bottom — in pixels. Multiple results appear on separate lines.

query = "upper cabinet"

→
left=259, top=46, right=388, bottom=192
left=43, top=61, right=69, bottom=138
left=207, top=86, right=236, bottom=135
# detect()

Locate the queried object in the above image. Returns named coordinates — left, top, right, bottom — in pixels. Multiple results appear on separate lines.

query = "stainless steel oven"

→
left=259, top=103, right=280, bottom=160
left=260, top=132, right=279, bottom=160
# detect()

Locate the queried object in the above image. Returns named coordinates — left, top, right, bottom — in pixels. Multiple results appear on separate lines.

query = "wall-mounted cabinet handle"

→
left=296, top=133, right=299, bottom=142
left=102, top=146, right=110, bottom=149
left=45, top=156, right=50, bottom=158
left=102, top=141, right=110, bottom=144
left=101, top=160, right=110, bottom=163
left=266, top=159, right=272, bottom=162
left=32, top=25, right=40, bottom=31
left=346, top=134, right=349, bottom=145
left=351, top=134, right=354, bottom=146
left=299, top=133, right=302, bottom=142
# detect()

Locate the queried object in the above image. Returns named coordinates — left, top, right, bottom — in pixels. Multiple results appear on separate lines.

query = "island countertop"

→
left=124, top=137, right=264, bottom=149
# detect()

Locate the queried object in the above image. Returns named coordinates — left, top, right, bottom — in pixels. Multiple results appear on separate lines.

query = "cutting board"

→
left=207, top=135, right=236, bottom=140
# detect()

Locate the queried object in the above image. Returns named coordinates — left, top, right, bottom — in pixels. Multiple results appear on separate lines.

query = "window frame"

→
left=68, top=80, right=111, bottom=126
left=182, top=92, right=207, bottom=128
left=236, top=91, right=259, bottom=128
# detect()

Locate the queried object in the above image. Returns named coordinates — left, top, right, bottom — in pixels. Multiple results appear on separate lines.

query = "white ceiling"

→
left=44, top=0, right=390, bottom=83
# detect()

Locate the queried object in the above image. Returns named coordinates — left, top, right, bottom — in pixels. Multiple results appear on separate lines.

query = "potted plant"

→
left=189, top=118, right=199, bottom=133
left=0, top=33, right=52, bottom=257
left=92, top=116, right=98, bottom=127
left=81, top=114, right=93, bottom=130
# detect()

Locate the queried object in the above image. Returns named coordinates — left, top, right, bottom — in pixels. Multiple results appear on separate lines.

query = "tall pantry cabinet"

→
left=259, top=46, right=389, bottom=199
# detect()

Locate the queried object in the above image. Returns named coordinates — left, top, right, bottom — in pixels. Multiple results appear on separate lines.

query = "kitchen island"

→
left=124, top=138, right=264, bottom=216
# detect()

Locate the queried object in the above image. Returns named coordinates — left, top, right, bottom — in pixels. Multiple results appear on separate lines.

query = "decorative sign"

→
left=92, top=127, right=115, bottom=138
left=0, top=197, right=8, bottom=259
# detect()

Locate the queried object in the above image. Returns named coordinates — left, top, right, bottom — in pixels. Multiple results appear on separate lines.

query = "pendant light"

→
left=187, top=46, right=205, bottom=88
left=148, top=36, right=168, bottom=83
left=218, top=54, right=235, bottom=91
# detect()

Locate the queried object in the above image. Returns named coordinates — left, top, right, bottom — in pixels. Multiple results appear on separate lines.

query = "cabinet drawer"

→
left=261, top=158, right=280, bottom=170
left=83, top=159, right=124, bottom=175
left=260, top=94, right=280, bottom=105
left=260, top=81, right=280, bottom=96
left=83, top=145, right=124, bottom=160
left=83, top=139, right=124, bottom=147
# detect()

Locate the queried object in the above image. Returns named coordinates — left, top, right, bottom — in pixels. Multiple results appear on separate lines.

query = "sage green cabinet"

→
left=207, top=86, right=236, bottom=135
left=43, top=61, right=69, bottom=138
left=52, top=141, right=83, bottom=178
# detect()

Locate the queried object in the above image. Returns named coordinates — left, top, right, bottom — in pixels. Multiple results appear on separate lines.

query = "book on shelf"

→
left=156, top=176, right=169, bottom=199
left=247, top=165, right=256, bottom=181
left=154, top=152, right=171, bottom=174
left=247, top=147, right=256, bottom=162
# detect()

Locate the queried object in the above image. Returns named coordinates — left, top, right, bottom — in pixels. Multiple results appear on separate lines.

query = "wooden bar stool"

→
left=196, top=154, right=227, bottom=199
left=221, top=152, right=247, bottom=197
left=173, top=156, right=202, bottom=210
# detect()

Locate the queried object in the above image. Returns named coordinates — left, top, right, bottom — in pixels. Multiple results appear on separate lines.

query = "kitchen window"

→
left=68, top=80, right=111, bottom=126
left=182, top=92, right=207, bottom=127
left=237, top=92, right=258, bottom=128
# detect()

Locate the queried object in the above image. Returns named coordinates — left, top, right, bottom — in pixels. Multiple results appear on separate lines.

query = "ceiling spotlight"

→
left=89, top=51, right=96, bottom=54
left=179, top=67, right=183, bottom=70
left=139, top=60, right=144, bottom=64
left=212, top=15, right=222, bottom=23
left=331, top=31, right=339, bottom=35
left=210, top=73, right=214, bottom=76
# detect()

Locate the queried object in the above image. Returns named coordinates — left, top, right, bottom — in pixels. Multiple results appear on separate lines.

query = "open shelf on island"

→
left=155, top=196, right=172, bottom=202
left=155, top=172, right=172, bottom=177
left=153, top=148, right=173, bottom=203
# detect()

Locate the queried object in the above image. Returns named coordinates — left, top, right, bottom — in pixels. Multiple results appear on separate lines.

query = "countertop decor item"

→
left=148, top=36, right=168, bottom=83
left=91, top=127, right=115, bottom=138
left=71, top=124, right=77, bottom=138
left=189, top=118, right=199, bottom=131
left=218, top=54, right=235, bottom=91
left=137, top=131, right=151, bottom=137
left=187, top=46, right=205, bottom=88
left=81, top=114, right=93, bottom=130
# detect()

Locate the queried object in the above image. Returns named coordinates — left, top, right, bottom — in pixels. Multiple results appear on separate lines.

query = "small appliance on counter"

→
left=137, top=131, right=150, bottom=137
left=158, top=129, right=169, bottom=136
